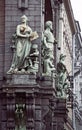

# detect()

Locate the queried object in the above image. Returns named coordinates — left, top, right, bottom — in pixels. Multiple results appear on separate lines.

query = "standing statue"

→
left=41, top=21, right=57, bottom=76
left=56, top=54, right=69, bottom=97
left=7, top=15, right=39, bottom=74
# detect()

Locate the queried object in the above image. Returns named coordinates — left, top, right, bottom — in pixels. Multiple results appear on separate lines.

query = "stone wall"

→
left=0, top=0, right=5, bottom=80
left=63, top=5, right=73, bottom=75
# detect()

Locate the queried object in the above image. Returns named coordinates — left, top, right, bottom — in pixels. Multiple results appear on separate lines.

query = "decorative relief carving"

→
left=18, top=0, right=28, bottom=10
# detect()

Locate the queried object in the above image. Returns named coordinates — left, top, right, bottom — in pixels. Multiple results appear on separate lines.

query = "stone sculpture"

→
left=15, top=104, right=26, bottom=130
left=7, top=15, right=39, bottom=74
left=29, top=44, right=39, bottom=73
left=56, top=54, right=69, bottom=97
left=41, top=21, right=57, bottom=76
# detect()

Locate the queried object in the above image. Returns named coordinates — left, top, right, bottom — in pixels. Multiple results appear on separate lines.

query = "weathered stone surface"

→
left=7, top=74, right=37, bottom=85
left=38, top=76, right=55, bottom=88
left=0, top=1, right=72, bottom=130
left=0, top=0, right=5, bottom=80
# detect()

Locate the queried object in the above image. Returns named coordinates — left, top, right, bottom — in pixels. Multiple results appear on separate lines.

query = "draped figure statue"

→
left=41, top=21, right=57, bottom=76
left=7, top=15, right=39, bottom=74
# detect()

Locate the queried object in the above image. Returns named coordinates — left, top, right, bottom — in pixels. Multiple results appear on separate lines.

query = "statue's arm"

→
left=26, top=26, right=33, bottom=37
left=42, top=35, right=49, bottom=48
left=30, top=51, right=39, bottom=56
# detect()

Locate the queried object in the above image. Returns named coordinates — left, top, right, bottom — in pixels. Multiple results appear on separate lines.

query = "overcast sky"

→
left=71, top=0, right=82, bottom=33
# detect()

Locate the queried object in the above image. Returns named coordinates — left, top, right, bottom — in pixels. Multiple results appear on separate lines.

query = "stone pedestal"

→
left=1, top=74, right=68, bottom=130
left=1, top=74, right=38, bottom=130
left=39, top=76, right=54, bottom=87
left=6, top=74, right=37, bottom=85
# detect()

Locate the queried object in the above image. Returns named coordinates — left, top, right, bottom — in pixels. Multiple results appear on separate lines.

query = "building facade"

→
left=0, top=0, right=76, bottom=130
left=73, top=21, right=82, bottom=130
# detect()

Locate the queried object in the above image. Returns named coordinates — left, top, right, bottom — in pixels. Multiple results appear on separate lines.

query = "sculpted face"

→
left=21, top=17, right=27, bottom=23
left=45, top=21, right=53, bottom=30
left=21, top=15, right=28, bottom=23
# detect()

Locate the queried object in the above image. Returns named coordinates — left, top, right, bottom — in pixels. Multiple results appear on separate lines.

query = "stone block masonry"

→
left=0, top=0, right=5, bottom=80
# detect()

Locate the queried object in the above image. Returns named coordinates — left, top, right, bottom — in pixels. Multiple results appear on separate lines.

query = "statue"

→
left=7, top=15, right=39, bottom=74
left=15, top=104, right=26, bottom=130
left=56, top=54, right=69, bottom=97
left=41, top=21, right=57, bottom=76
left=29, top=44, right=39, bottom=74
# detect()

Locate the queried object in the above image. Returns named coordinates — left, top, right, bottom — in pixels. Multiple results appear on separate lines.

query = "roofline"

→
left=75, top=20, right=81, bottom=32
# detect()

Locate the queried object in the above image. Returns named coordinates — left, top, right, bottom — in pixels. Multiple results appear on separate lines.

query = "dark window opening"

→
left=45, top=0, right=53, bottom=22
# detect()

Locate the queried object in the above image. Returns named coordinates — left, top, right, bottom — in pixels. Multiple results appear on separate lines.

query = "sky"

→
left=71, top=0, right=82, bottom=33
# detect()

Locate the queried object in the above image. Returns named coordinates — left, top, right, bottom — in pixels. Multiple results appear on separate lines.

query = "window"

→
left=45, top=0, right=53, bottom=22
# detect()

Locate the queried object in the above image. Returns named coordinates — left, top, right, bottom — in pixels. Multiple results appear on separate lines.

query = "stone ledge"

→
left=6, top=74, right=37, bottom=85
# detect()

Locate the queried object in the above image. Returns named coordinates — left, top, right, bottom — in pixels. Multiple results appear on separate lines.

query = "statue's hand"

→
left=26, top=34, right=30, bottom=38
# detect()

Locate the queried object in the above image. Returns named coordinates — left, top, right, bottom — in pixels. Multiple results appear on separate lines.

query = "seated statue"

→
left=28, top=44, right=39, bottom=74
left=41, top=21, right=57, bottom=76
left=7, top=15, right=39, bottom=74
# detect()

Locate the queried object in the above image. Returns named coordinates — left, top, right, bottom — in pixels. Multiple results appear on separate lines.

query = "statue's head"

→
left=45, top=21, right=52, bottom=30
left=21, top=15, right=28, bottom=23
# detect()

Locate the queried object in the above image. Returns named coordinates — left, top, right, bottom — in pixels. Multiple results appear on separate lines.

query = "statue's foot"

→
left=7, top=68, right=14, bottom=74
left=21, top=69, right=26, bottom=73
left=14, top=68, right=18, bottom=73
